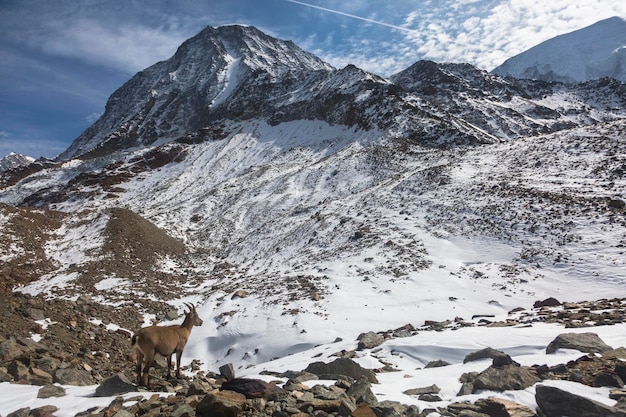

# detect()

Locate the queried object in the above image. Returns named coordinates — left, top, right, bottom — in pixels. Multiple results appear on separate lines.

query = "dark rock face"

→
left=546, top=332, right=613, bottom=354
left=535, top=384, right=626, bottom=417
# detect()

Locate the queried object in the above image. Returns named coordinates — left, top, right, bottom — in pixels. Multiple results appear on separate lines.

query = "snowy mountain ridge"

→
left=493, top=16, right=626, bottom=83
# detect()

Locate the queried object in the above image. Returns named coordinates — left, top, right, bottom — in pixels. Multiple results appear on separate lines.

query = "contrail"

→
left=286, top=0, right=415, bottom=33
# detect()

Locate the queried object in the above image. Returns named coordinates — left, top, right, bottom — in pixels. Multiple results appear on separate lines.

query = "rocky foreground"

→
left=1, top=295, right=626, bottom=416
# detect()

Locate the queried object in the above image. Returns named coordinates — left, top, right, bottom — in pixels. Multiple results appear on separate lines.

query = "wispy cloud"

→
left=286, top=0, right=416, bottom=34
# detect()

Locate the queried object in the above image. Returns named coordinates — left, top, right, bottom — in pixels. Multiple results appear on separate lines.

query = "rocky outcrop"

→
left=535, top=384, right=626, bottom=417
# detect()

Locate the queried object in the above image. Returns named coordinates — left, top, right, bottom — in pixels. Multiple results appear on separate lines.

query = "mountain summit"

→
left=492, top=16, right=626, bottom=83
left=59, top=25, right=335, bottom=160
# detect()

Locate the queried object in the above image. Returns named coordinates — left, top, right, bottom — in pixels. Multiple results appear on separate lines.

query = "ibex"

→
left=131, top=303, right=203, bottom=388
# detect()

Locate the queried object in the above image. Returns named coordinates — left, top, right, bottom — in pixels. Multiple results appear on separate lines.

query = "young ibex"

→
left=131, top=303, right=203, bottom=388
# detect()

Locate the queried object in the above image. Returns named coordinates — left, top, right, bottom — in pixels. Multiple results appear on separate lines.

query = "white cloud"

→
left=395, top=0, right=626, bottom=70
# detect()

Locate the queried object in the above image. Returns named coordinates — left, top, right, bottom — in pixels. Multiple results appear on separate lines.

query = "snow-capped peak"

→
left=0, top=152, right=35, bottom=172
left=492, top=16, right=626, bottom=83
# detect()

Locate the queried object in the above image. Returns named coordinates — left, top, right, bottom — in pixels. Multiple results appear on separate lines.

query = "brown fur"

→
left=131, top=303, right=203, bottom=388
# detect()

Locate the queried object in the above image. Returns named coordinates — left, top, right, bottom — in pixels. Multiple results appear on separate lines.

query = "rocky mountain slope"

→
left=0, top=22, right=625, bottom=416
left=492, top=16, right=626, bottom=83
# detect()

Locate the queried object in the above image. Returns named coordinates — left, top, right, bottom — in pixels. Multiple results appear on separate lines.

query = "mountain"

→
left=1, top=23, right=626, bottom=415
left=492, top=16, right=626, bottom=83
left=0, top=152, right=35, bottom=172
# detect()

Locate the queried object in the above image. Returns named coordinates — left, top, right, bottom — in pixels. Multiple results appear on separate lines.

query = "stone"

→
left=536, top=384, right=626, bottom=417
left=472, top=365, right=540, bottom=392
left=28, top=367, right=54, bottom=385
left=347, top=376, right=378, bottom=406
left=171, top=403, right=195, bottom=417
left=425, top=359, right=451, bottom=368
left=403, top=384, right=440, bottom=396
left=351, top=403, right=378, bottom=417
left=475, top=397, right=535, bottom=417
left=533, top=297, right=561, bottom=308
left=220, top=378, right=282, bottom=399
left=196, top=390, right=247, bottom=417
left=592, top=372, right=624, bottom=388
left=304, top=358, right=378, bottom=384
left=356, top=331, right=384, bottom=350
left=95, top=373, right=136, bottom=397
left=546, top=332, right=613, bottom=354
left=30, top=405, right=58, bottom=417
left=54, top=367, right=95, bottom=386
left=457, top=382, right=474, bottom=396
left=7, top=360, right=29, bottom=381
left=37, top=384, right=66, bottom=398
left=463, top=347, right=507, bottom=363
left=219, top=363, right=235, bottom=380
left=7, top=407, right=30, bottom=417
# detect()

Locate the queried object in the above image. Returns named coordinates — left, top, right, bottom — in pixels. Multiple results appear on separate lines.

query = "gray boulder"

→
left=356, top=331, right=384, bottom=350
left=546, top=332, right=613, bottom=354
left=536, top=384, right=626, bottom=417
left=304, top=358, right=378, bottom=384
left=95, top=373, right=137, bottom=397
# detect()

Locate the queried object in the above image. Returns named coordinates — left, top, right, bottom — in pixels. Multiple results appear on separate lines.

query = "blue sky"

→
left=1, top=0, right=624, bottom=159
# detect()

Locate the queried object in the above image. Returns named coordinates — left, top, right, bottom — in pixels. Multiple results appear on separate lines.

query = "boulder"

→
left=475, top=397, right=535, bottom=417
left=534, top=297, right=561, bottom=308
left=54, top=367, right=94, bottom=386
left=304, top=358, right=378, bottom=384
left=28, top=367, right=53, bottom=386
left=219, top=363, right=235, bottom=381
left=356, top=331, right=384, bottom=350
left=95, top=373, right=136, bottom=397
left=197, top=390, right=247, bottom=417
left=425, top=359, right=451, bottom=368
left=472, top=364, right=540, bottom=392
left=347, top=376, right=378, bottom=406
left=220, top=378, right=282, bottom=399
left=463, top=347, right=507, bottom=364
left=536, top=384, right=626, bottom=417
left=37, top=384, right=66, bottom=399
left=546, top=332, right=613, bottom=354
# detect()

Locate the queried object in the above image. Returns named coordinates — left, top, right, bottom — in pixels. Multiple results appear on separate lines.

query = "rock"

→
left=7, top=407, right=30, bottom=417
left=30, top=405, right=58, bottom=417
left=425, top=359, right=451, bottom=368
left=403, top=384, right=440, bottom=396
left=457, top=382, right=474, bottom=396
left=377, top=401, right=420, bottom=417
left=7, top=360, right=29, bottom=382
left=165, top=309, right=179, bottom=321
left=171, top=403, right=195, bottom=417
left=609, top=198, right=625, bottom=209
left=231, top=290, right=249, bottom=299
left=304, top=358, right=378, bottom=384
left=463, top=347, right=507, bottom=363
left=536, top=384, right=626, bottom=417
left=196, top=390, right=247, bottom=417
left=546, top=332, right=613, bottom=354
left=356, top=331, right=384, bottom=350
left=0, top=338, right=26, bottom=361
left=472, top=364, right=540, bottom=392
left=220, top=378, right=282, bottom=399
left=0, top=366, right=12, bottom=382
left=533, top=297, right=561, bottom=308
left=592, top=372, right=624, bottom=388
left=351, top=403, right=378, bottom=417
left=219, top=363, right=235, bottom=381
left=54, top=367, right=95, bottom=386
left=28, top=367, right=54, bottom=385
left=37, top=384, right=66, bottom=398
left=475, top=397, right=535, bottom=417
left=603, top=347, right=626, bottom=360
left=492, top=354, right=518, bottom=367
left=94, top=373, right=136, bottom=397
left=347, top=376, right=378, bottom=406
left=418, top=393, right=442, bottom=402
